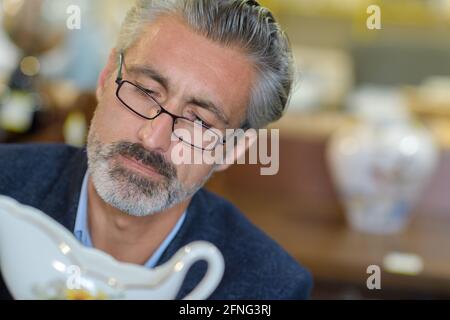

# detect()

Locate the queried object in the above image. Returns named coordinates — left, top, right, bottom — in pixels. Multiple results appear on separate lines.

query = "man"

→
left=0, top=0, right=312, bottom=299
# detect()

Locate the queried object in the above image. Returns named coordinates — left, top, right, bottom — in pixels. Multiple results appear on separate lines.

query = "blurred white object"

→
left=327, top=87, right=439, bottom=234
left=0, top=195, right=224, bottom=300
left=0, top=11, right=18, bottom=74
left=418, top=76, right=450, bottom=107
left=0, top=90, right=34, bottom=133
left=63, top=111, right=87, bottom=147
left=288, top=46, right=354, bottom=113
left=383, top=252, right=424, bottom=276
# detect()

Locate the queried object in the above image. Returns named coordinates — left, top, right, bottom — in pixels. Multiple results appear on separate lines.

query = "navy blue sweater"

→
left=0, top=143, right=312, bottom=299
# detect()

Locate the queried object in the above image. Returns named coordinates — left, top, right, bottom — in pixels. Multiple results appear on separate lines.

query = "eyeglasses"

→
left=115, top=53, right=226, bottom=151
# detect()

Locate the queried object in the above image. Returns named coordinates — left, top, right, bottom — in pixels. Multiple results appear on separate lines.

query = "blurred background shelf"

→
left=2, top=0, right=450, bottom=299
left=262, top=0, right=450, bottom=27
left=209, top=186, right=450, bottom=299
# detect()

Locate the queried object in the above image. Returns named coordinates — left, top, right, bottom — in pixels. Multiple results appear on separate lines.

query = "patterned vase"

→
left=327, top=88, right=439, bottom=234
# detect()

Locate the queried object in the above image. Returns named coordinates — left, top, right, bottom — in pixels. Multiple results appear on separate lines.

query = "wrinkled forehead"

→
left=124, top=16, right=256, bottom=128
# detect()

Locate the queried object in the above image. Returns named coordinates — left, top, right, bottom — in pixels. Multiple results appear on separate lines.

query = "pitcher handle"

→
left=177, top=241, right=224, bottom=300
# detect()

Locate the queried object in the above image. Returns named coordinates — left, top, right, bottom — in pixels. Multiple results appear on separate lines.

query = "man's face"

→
left=87, top=16, right=255, bottom=216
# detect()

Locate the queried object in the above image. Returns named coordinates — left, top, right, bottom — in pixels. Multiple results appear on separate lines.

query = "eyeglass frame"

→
left=114, top=52, right=228, bottom=151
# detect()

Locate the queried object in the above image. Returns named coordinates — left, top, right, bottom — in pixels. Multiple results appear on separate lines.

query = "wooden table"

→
left=204, top=186, right=450, bottom=299
left=205, top=129, right=450, bottom=299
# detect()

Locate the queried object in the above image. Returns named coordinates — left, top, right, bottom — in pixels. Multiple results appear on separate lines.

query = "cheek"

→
left=91, top=98, right=142, bottom=143
left=176, top=163, right=214, bottom=186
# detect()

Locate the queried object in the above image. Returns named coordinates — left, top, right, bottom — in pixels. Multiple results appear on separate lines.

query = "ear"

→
left=96, top=49, right=118, bottom=101
left=214, top=129, right=258, bottom=172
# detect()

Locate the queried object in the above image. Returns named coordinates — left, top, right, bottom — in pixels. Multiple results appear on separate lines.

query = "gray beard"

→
left=86, top=130, right=213, bottom=217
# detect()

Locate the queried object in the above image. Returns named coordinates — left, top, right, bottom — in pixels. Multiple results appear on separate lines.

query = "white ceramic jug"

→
left=0, top=195, right=224, bottom=300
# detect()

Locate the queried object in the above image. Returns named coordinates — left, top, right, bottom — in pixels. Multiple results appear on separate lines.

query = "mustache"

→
left=107, top=142, right=177, bottom=179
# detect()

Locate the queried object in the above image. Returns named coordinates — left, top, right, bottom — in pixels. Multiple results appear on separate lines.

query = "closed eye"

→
left=135, top=82, right=160, bottom=99
left=185, top=110, right=212, bottom=127
left=195, top=116, right=211, bottom=128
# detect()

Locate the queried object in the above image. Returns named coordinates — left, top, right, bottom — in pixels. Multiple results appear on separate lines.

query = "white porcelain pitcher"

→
left=0, top=195, right=224, bottom=300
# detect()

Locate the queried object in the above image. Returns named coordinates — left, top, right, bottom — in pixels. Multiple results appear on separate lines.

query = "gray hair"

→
left=116, top=0, right=293, bottom=129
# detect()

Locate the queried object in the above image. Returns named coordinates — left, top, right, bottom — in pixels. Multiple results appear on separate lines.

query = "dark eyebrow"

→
left=189, top=97, right=230, bottom=127
left=127, top=63, right=230, bottom=126
left=127, top=64, right=169, bottom=92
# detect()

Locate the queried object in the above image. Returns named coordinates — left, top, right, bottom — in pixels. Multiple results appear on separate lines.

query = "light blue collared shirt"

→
left=73, top=173, right=186, bottom=268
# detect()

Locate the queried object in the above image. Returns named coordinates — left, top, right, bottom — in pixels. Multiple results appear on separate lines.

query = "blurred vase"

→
left=0, top=0, right=69, bottom=136
left=327, top=88, right=439, bottom=234
left=2, top=0, right=67, bottom=56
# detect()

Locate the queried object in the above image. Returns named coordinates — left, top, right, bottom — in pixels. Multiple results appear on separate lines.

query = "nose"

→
left=137, top=112, right=174, bottom=153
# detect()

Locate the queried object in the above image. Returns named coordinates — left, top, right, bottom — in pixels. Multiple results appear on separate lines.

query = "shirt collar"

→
left=73, top=172, right=186, bottom=268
